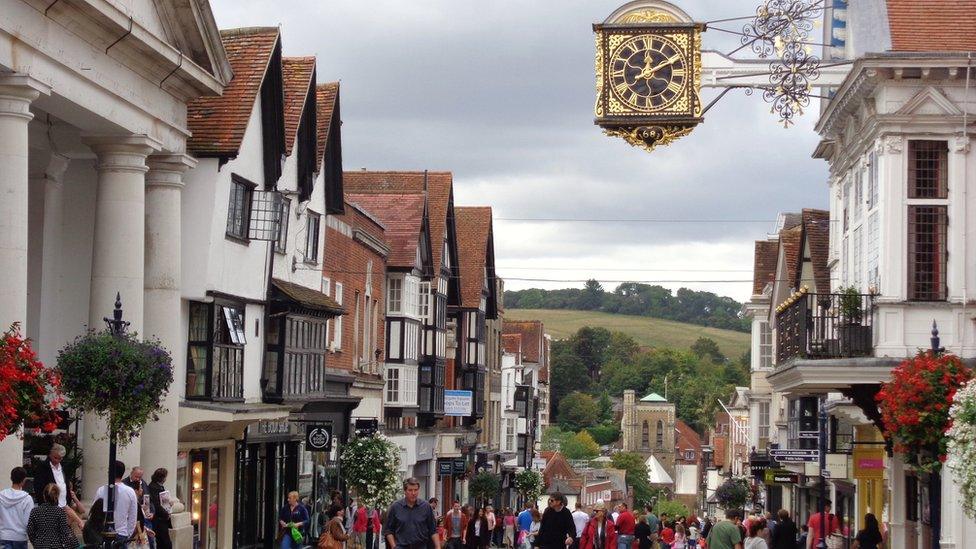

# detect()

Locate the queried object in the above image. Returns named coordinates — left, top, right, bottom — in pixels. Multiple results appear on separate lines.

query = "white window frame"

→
left=419, top=281, right=432, bottom=324
left=333, top=282, right=344, bottom=349
left=758, top=321, right=772, bottom=369
left=387, top=276, right=403, bottom=315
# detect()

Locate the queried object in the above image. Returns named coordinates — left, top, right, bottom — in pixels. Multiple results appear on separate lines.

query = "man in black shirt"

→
left=534, top=493, right=575, bottom=549
left=384, top=477, right=440, bottom=549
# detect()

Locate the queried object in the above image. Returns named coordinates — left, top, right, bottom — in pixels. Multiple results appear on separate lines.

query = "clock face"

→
left=609, top=34, right=687, bottom=112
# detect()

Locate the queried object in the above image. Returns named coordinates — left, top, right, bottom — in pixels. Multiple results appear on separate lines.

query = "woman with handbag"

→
left=319, top=507, right=350, bottom=549
left=279, top=491, right=310, bottom=549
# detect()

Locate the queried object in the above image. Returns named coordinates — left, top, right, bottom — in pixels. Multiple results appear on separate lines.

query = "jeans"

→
left=0, top=541, right=29, bottom=549
left=281, top=535, right=304, bottom=549
left=617, top=534, right=634, bottom=549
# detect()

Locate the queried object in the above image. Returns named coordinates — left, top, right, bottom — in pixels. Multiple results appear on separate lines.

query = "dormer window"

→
left=296, top=80, right=317, bottom=202
left=260, top=40, right=285, bottom=188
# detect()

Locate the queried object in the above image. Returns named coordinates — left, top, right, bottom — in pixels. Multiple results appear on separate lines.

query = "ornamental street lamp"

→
left=102, top=293, right=129, bottom=549
left=816, top=399, right=827, bottom=549
left=929, top=321, right=944, bottom=549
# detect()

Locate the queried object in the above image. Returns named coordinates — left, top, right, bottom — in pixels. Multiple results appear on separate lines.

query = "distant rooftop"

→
left=640, top=393, right=667, bottom=402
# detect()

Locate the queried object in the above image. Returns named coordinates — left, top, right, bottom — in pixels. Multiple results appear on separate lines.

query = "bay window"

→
left=186, top=301, right=244, bottom=401
left=385, top=365, right=418, bottom=406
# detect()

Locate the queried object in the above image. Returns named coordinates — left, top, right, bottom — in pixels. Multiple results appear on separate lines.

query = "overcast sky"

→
left=211, top=0, right=829, bottom=303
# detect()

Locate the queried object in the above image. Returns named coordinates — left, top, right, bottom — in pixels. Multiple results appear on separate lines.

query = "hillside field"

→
left=505, top=308, right=750, bottom=359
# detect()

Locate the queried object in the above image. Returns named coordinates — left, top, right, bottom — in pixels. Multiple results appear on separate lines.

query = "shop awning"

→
left=270, top=278, right=345, bottom=316
left=178, top=401, right=295, bottom=443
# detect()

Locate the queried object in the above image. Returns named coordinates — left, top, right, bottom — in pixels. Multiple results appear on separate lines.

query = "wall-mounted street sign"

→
left=445, top=390, right=473, bottom=416
left=438, top=460, right=454, bottom=477
left=798, top=430, right=819, bottom=440
left=764, top=469, right=801, bottom=485
left=769, top=448, right=819, bottom=463
left=305, top=423, right=333, bottom=453
left=853, top=445, right=885, bottom=479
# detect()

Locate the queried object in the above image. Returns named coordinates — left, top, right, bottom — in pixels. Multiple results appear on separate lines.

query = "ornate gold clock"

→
left=595, top=1, right=703, bottom=152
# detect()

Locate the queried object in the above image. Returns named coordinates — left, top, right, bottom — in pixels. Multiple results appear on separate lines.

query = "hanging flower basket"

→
left=947, top=378, right=976, bottom=519
left=340, top=434, right=402, bottom=509
left=714, top=477, right=750, bottom=510
left=514, top=469, right=543, bottom=504
left=0, top=324, right=62, bottom=441
left=56, top=331, right=173, bottom=444
left=876, top=351, right=972, bottom=473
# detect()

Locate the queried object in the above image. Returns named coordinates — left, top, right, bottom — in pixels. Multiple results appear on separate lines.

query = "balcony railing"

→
left=776, top=291, right=874, bottom=363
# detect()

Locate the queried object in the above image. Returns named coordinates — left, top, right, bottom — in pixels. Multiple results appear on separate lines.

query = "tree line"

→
left=504, top=280, right=749, bottom=332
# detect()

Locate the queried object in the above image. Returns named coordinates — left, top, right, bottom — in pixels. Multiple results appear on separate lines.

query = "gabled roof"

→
left=503, top=320, right=544, bottom=363
left=640, top=392, right=667, bottom=403
left=779, top=225, right=802, bottom=289
left=801, top=209, right=830, bottom=293
left=886, top=0, right=976, bottom=52
left=752, top=240, right=779, bottom=295
left=455, top=207, right=493, bottom=307
left=675, top=420, right=702, bottom=453
left=187, top=27, right=280, bottom=156
left=345, top=193, right=425, bottom=268
left=645, top=455, right=674, bottom=485
left=315, top=82, right=339, bottom=168
left=343, top=171, right=455, bottom=268
left=502, top=333, right=522, bottom=355
left=282, top=57, right=316, bottom=156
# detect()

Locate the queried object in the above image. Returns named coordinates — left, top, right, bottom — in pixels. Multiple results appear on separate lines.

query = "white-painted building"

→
left=0, top=0, right=230, bottom=532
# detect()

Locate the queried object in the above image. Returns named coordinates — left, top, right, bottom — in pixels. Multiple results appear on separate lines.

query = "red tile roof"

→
left=502, top=333, right=522, bottom=355
left=455, top=207, right=492, bottom=307
left=345, top=193, right=425, bottom=268
left=316, top=82, right=339, bottom=169
left=344, top=171, right=454, bottom=269
left=188, top=27, right=280, bottom=156
left=752, top=240, right=778, bottom=295
left=503, top=320, right=544, bottom=363
left=886, top=0, right=976, bottom=52
left=675, top=420, right=702, bottom=456
left=801, top=209, right=831, bottom=293
left=780, top=225, right=802, bottom=290
left=282, top=57, right=316, bottom=157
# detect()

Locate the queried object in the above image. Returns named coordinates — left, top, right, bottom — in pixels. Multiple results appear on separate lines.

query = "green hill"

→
left=505, top=308, right=750, bottom=359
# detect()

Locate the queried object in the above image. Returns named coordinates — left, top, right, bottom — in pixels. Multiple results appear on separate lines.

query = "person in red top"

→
left=614, top=503, right=635, bottom=549
left=580, top=502, right=617, bottom=549
left=806, top=500, right=840, bottom=549
left=354, top=505, right=383, bottom=549
left=660, top=521, right=675, bottom=549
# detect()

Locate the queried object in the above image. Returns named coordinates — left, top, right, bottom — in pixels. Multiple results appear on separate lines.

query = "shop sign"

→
left=444, top=390, right=473, bottom=416
left=453, top=458, right=466, bottom=474
left=438, top=460, right=453, bottom=477
left=305, top=423, right=333, bottom=452
left=853, top=446, right=885, bottom=479
left=247, top=419, right=298, bottom=442
left=764, top=469, right=801, bottom=485
left=417, top=436, right=435, bottom=461
left=750, top=459, right=773, bottom=479
left=355, top=419, right=378, bottom=437
left=825, top=453, right=848, bottom=479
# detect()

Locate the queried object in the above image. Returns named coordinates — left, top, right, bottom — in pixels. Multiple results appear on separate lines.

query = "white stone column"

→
left=31, top=153, right=70, bottom=367
left=80, top=135, right=159, bottom=491
left=141, top=153, right=195, bottom=479
left=0, top=75, right=49, bottom=474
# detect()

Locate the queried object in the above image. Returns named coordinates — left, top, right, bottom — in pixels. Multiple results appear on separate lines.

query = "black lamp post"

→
left=102, top=293, right=129, bottom=549
left=816, top=398, right=827, bottom=549
left=929, top=321, right=944, bottom=549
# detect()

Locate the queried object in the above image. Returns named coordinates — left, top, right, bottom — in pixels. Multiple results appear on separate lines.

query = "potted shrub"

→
left=339, top=434, right=402, bottom=509
left=470, top=471, right=501, bottom=507
left=837, top=286, right=871, bottom=356
left=514, top=469, right=543, bottom=508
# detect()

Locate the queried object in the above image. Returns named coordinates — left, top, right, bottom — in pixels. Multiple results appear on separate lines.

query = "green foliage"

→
left=838, top=285, right=863, bottom=322
left=541, top=426, right=573, bottom=452
left=574, top=327, right=612, bottom=379
left=654, top=500, right=691, bottom=519
left=714, top=477, right=751, bottom=510
left=597, top=392, right=614, bottom=423
left=56, top=331, right=173, bottom=444
left=340, top=435, right=402, bottom=508
left=550, top=341, right=590, bottom=417
left=470, top=472, right=501, bottom=505
left=587, top=423, right=621, bottom=446
left=514, top=469, right=544, bottom=504
left=610, top=452, right=655, bottom=508
left=558, top=392, right=599, bottom=431
left=504, top=283, right=749, bottom=332
left=691, top=337, right=725, bottom=363
left=562, top=430, right=600, bottom=460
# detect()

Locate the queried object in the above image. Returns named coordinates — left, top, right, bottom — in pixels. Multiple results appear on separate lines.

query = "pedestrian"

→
left=93, top=460, right=138, bottom=546
left=484, top=506, right=496, bottom=547
left=700, top=518, right=712, bottom=540
left=26, top=483, right=77, bottom=549
left=525, top=509, right=541, bottom=549
left=0, top=466, right=34, bottom=549
left=534, top=494, right=575, bottom=549
left=444, top=501, right=468, bottom=549
left=504, top=508, right=517, bottom=549
left=346, top=498, right=360, bottom=540
left=769, top=510, right=796, bottom=549
left=571, top=502, right=589, bottom=549
left=125, top=467, right=154, bottom=549
left=363, top=505, right=383, bottom=549
left=610, top=505, right=620, bottom=525
left=517, top=503, right=534, bottom=548
left=634, top=513, right=652, bottom=549
left=278, top=491, right=310, bottom=549
left=804, top=501, right=839, bottom=549
left=83, top=498, right=106, bottom=547
left=430, top=499, right=441, bottom=524
left=705, top=509, right=742, bottom=549
left=661, top=521, right=674, bottom=549
left=147, top=468, right=172, bottom=549
left=644, top=507, right=660, bottom=545
left=31, top=445, right=68, bottom=507
left=796, top=526, right=807, bottom=549
left=614, top=503, right=634, bottom=549
left=673, top=523, right=688, bottom=549
left=578, top=501, right=616, bottom=549
left=744, top=519, right=767, bottom=549
left=319, top=506, right=351, bottom=549
left=383, top=478, right=439, bottom=549
left=466, top=508, right=490, bottom=549
left=851, top=513, right=882, bottom=549
left=688, top=520, right=700, bottom=549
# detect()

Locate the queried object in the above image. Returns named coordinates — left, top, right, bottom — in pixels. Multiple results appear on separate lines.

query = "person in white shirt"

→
left=32, top=444, right=68, bottom=507
left=94, top=460, right=139, bottom=542
left=571, top=502, right=589, bottom=549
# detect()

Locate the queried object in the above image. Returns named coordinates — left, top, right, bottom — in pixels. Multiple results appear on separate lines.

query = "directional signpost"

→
left=769, top=448, right=819, bottom=463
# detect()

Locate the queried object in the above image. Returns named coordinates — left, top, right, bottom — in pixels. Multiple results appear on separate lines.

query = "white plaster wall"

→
left=271, top=151, right=326, bottom=292
left=181, top=157, right=219, bottom=300
left=242, top=302, right=265, bottom=402
left=674, top=463, right=698, bottom=496
left=349, top=384, right=383, bottom=422
left=105, top=0, right=169, bottom=39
